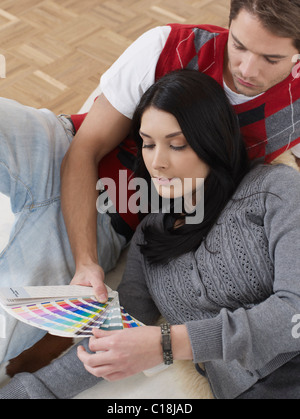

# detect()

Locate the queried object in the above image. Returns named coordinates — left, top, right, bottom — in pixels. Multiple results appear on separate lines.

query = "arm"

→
left=61, top=27, right=168, bottom=301
left=61, top=94, right=131, bottom=301
left=78, top=217, right=193, bottom=381
left=186, top=165, right=300, bottom=372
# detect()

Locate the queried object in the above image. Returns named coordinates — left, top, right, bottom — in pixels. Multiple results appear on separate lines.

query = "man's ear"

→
left=292, top=54, right=300, bottom=79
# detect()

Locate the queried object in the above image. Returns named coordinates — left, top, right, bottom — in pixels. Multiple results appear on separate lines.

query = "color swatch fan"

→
left=0, top=285, right=143, bottom=338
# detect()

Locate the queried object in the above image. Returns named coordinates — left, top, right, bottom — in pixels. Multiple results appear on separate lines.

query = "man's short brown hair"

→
left=229, top=0, right=300, bottom=52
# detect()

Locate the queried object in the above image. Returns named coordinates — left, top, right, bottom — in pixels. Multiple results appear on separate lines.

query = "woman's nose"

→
left=151, top=148, right=169, bottom=171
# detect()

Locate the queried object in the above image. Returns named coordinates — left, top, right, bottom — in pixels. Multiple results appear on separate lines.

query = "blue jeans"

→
left=0, top=98, right=126, bottom=364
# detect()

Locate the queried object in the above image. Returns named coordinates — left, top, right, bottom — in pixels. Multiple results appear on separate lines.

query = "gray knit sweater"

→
left=1, top=164, right=300, bottom=399
left=119, top=163, right=300, bottom=399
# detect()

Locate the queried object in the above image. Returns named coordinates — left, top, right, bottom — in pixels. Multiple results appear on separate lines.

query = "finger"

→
left=77, top=345, right=100, bottom=365
left=77, top=345, right=90, bottom=363
left=77, top=346, right=120, bottom=379
left=88, top=335, right=114, bottom=353
left=89, top=328, right=122, bottom=352
left=91, top=279, right=108, bottom=303
left=92, top=328, right=114, bottom=339
left=88, top=266, right=107, bottom=303
left=77, top=345, right=110, bottom=367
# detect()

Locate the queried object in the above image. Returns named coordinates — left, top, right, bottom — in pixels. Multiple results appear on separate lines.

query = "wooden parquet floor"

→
left=0, top=0, right=230, bottom=114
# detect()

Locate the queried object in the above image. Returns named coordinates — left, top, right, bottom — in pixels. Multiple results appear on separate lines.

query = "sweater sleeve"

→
left=0, top=339, right=100, bottom=399
left=118, top=217, right=161, bottom=326
left=186, top=165, right=300, bottom=372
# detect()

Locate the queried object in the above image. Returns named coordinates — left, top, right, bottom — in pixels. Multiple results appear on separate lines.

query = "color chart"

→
left=121, top=308, right=144, bottom=328
left=1, top=294, right=143, bottom=338
left=4, top=296, right=121, bottom=337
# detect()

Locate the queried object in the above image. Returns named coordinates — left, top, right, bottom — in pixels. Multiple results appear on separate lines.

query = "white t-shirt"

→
left=100, top=26, right=171, bottom=119
left=223, top=80, right=263, bottom=106
left=100, top=26, right=259, bottom=117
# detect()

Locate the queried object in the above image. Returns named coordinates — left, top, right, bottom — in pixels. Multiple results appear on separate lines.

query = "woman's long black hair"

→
left=132, top=69, right=250, bottom=265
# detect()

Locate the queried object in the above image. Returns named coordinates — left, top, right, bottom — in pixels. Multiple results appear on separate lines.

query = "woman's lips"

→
left=153, top=177, right=176, bottom=186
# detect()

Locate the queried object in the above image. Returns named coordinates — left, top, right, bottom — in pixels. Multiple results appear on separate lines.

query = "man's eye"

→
left=265, top=57, right=280, bottom=65
left=233, top=42, right=245, bottom=51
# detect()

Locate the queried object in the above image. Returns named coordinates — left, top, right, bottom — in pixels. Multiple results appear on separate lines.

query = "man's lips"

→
left=235, top=76, right=257, bottom=88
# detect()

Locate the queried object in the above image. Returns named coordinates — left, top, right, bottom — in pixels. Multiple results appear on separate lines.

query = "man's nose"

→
left=239, top=53, right=259, bottom=79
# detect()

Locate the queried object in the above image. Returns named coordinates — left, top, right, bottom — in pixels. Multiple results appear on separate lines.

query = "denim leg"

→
left=0, top=98, right=70, bottom=209
left=0, top=98, right=126, bottom=363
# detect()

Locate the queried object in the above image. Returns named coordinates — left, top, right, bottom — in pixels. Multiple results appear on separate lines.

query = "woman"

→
left=1, top=70, right=300, bottom=399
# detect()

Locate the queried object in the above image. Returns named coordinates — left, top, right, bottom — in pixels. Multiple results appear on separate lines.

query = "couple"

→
left=1, top=0, right=300, bottom=399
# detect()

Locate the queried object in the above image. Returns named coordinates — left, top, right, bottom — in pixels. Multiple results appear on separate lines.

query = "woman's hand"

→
left=77, top=327, right=163, bottom=382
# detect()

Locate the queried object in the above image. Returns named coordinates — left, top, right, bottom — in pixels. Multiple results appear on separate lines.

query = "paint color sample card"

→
left=0, top=286, right=143, bottom=337
left=121, top=308, right=144, bottom=328
left=4, top=297, right=120, bottom=337
left=0, top=285, right=98, bottom=305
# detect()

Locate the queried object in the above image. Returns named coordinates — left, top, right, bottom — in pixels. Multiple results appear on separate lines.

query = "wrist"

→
left=170, top=325, right=193, bottom=361
left=74, top=241, right=99, bottom=269
left=159, top=324, right=194, bottom=365
left=75, top=256, right=99, bottom=271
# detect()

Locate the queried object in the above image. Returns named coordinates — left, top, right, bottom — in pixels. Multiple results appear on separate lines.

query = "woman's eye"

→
left=142, top=144, right=155, bottom=149
left=170, top=145, right=187, bottom=151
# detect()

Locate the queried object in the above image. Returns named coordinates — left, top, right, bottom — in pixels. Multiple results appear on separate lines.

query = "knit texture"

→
left=119, top=163, right=300, bottom=399
left=0, top=338, right=100, bottom=399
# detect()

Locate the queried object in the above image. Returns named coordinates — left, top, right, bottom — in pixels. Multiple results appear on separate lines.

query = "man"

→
left=1, top=0, right=300, bottom=365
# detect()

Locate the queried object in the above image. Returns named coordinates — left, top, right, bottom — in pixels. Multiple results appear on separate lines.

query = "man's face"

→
left=226, top=9, right=299, bottom=96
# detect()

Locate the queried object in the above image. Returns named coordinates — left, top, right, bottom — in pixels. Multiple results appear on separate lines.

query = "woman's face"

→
left=140, top=107, right=210, bottom=206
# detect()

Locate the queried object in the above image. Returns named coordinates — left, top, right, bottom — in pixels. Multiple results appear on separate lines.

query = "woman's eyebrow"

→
left=139, top=131, right=151, bottom=138
left=139, top=131, right=183, bottom=138
left=165, top=131, right=183, bottom=138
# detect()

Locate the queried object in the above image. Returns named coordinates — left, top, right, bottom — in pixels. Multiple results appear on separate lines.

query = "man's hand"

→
left=71, top=263, right=108, bottom=303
